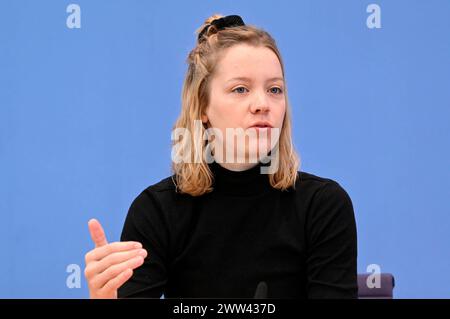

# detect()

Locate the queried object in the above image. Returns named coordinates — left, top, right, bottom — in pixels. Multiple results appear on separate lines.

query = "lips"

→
left=249, top=121, right=273, bottom=129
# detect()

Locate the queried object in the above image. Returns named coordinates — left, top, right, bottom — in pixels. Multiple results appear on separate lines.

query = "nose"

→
left=250, top=91, right=270, bottom=114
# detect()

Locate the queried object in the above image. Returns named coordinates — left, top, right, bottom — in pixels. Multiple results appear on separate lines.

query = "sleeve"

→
left=305, top=181, right=358, bottom=299
left=117, top=189, right=169, bottom=298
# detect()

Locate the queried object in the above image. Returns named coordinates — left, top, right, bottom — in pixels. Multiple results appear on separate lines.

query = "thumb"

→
left=88, top=218, right=108, bottom=247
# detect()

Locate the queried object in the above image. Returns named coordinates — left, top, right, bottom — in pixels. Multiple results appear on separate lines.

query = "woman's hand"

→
left=84, top=219, right=148, bottom=299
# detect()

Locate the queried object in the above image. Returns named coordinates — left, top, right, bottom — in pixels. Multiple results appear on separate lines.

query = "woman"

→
left=84, top=14, right=358, bottom=299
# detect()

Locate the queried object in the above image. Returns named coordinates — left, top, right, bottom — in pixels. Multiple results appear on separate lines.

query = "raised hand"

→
left=84, top=219, right=147, bottom=298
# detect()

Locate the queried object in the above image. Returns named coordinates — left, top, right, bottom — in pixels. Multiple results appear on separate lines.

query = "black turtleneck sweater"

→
left=117, top=161, right=358, bottom=299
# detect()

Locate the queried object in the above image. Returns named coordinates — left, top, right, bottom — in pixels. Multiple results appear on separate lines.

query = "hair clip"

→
left=198, top=15, right=245, bottom=42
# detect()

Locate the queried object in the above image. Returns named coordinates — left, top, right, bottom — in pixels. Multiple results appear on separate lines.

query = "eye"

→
left=232, top=86, right=249, bottom=94
left=269, top=87, right=283, bottom=94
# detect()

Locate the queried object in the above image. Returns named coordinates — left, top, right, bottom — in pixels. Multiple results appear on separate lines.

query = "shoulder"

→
left=294, top=170, right=354, bottom=216
left=295, top=171, right=356, bottom=237
left=295, top=170, right=350, bottom=197
left=296, top=170, right=337, bottom=187
left=129, top=174, right=191, bottom=214
left=133, top=174, right=179, bottom=201
left=145, top=175, right=178, bottom=193
left=122, top=175, right=181, bottom=235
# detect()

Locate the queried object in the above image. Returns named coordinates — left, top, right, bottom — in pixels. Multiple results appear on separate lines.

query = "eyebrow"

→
left=226, top=76, right=284, bottom=83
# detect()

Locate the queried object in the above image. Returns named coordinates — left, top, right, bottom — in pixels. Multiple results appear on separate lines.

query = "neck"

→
left=208, top=159, right=272, bottom=196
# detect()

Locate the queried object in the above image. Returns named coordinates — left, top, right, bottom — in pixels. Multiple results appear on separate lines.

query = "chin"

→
left=243, top=140, right=272, bottom=163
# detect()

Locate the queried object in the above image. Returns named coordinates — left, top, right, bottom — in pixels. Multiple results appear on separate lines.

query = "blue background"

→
left=1, top=0, right=449, bottom=298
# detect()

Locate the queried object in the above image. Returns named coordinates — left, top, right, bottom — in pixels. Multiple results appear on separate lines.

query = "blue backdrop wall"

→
left=1, top=0, right=449, bottom=298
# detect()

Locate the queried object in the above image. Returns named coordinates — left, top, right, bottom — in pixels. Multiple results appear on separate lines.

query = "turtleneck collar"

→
left=208, top=160, right=273, bottom=196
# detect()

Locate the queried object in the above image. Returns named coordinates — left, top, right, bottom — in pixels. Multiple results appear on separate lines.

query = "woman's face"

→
left=202, top=44, right=286, bottom=168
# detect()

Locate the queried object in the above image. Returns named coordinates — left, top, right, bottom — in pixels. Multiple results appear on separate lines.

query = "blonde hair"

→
left=171, top=14, right=300, bottom=196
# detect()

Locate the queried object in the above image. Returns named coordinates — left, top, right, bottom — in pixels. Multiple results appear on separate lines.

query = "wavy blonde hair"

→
left=171, top=14, right=300, bottom=196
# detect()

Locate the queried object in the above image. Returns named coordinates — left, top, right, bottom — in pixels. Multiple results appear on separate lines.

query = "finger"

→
left=101, top=268, right=134, bottom=294
left=88, top=219, right=108, bottom=248
left=91, top=255, right=145, bottom=289
left=85, top=241, right=143, bottom=263
left=88, top=248, right=147, bottom=276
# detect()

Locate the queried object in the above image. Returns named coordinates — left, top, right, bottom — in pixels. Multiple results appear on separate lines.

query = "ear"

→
left=201, top=113, right=208, bottom=124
